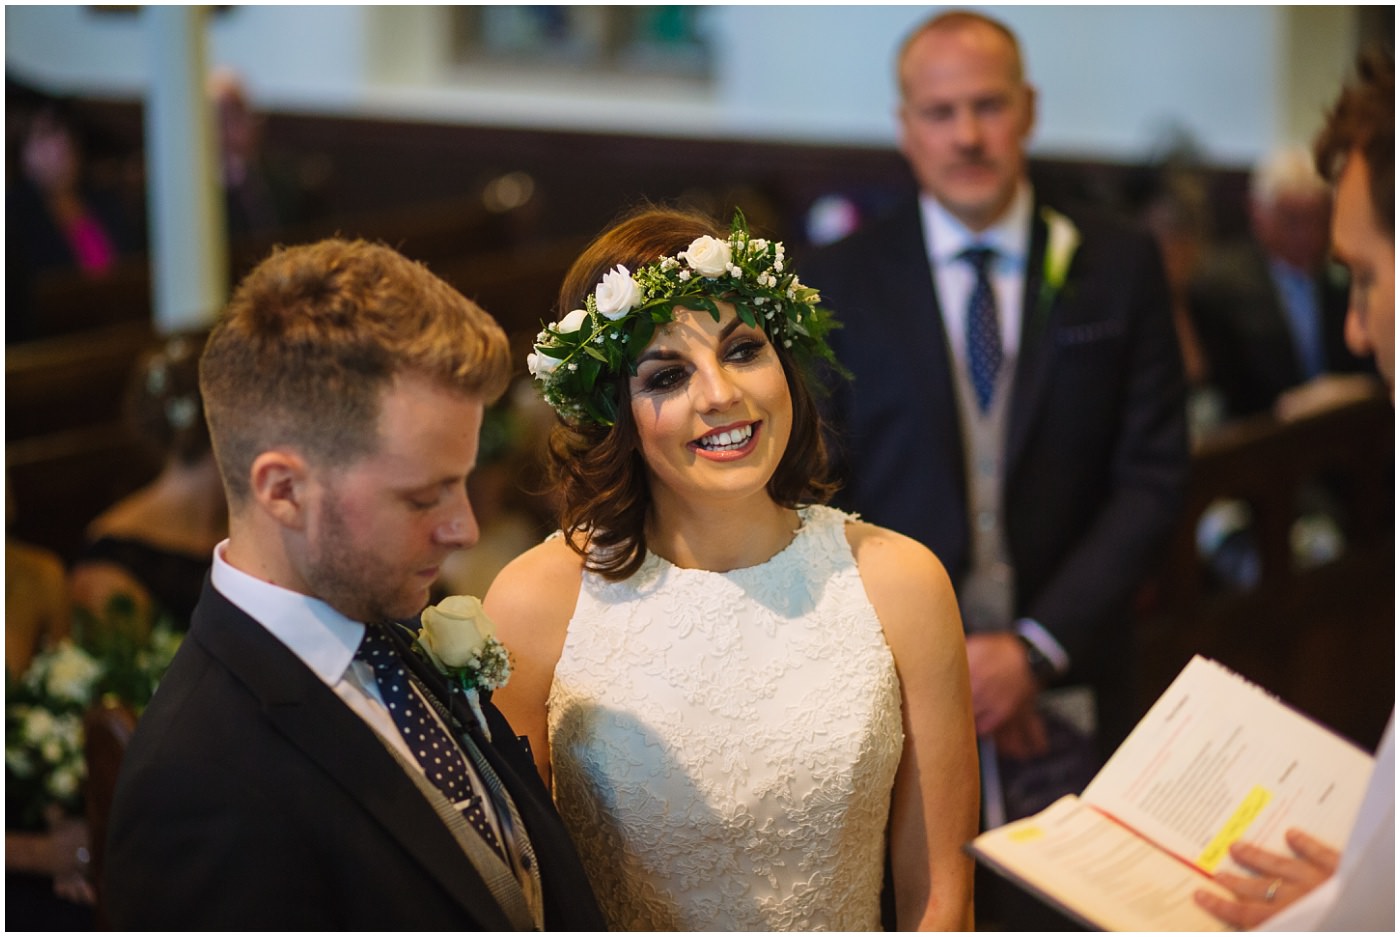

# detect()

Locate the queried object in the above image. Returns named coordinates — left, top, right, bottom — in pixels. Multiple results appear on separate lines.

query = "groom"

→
left=104, top=239, right=603, bottom=929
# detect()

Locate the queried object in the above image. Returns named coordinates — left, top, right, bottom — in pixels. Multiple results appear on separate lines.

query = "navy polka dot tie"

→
left=961, top=246, right=1002, bottom=412
left=357, top=625, right=505, bottom=861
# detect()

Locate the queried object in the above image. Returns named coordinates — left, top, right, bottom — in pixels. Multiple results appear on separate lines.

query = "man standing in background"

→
left=807, top=13, right=1188, bottom=923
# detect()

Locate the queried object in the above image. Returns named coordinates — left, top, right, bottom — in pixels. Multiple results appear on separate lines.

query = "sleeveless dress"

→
left=548, top=505, right=905, bottom=930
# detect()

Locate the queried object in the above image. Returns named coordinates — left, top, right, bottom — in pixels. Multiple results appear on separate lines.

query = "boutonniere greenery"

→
left=1038, top=206, right=1081, bottom=315
left=414, top=595, right=511, bottom=741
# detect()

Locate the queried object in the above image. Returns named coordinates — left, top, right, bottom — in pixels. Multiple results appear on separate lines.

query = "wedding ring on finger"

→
left=1264, top=878, right=1282, bottom=902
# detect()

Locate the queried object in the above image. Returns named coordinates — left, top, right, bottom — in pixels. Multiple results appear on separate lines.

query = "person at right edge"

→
left=1195, top=47, right=1395, bottom=933
left=805, top=10, right=1188, bottom=927
left=103, top=238, right=604, bottom=930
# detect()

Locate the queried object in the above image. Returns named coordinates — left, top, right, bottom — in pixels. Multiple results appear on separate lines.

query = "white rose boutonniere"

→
left=416, top=595, right=511, bottom=739
left=1038, top=206, right=1081, bottom=315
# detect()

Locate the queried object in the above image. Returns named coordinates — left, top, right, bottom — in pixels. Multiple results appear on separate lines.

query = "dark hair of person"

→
left=201, top=238, right=512, bottom=505
left=1314, top=47, right=1394, bottom=238
left=126, top=330, right=211, bottom=466
left=548, top=206, right=837, bottom=581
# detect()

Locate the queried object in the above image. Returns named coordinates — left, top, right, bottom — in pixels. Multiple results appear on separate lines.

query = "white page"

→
left=1083, top=656, right=1374, bottom=875
left=973, top=795, right=1234, bottom=931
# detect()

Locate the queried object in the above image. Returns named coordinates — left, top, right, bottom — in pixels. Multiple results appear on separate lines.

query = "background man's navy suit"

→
left=808, top=197, right=1189, bottom=749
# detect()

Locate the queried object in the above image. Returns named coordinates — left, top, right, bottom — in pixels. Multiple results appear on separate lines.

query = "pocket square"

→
left=1055, top=319, right=1125, bottom=346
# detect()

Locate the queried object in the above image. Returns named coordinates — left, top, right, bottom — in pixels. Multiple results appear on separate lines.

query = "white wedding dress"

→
left=548, top=505, right=904, bottom=930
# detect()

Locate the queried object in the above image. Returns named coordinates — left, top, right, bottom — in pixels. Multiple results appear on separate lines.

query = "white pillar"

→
left=144, top=5, right=227, bottom=335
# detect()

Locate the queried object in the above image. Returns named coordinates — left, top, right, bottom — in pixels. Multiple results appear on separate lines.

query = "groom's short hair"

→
left=201, top=238, right=511, bottom=505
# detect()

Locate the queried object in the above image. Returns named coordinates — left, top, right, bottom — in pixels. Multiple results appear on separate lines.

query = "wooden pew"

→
left=6, top=422, right=161, bottom=561
left=3, top=233, right=587, bottom=562
left=432, top=235, right=591, bottom=339
left=6, top=321, right=156, bottom=442
left=15, top=194, right=523, bottom=344
left=1136, top=392, right=1395, bottom=750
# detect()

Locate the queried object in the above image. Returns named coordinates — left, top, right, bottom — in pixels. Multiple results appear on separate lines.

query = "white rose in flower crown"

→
left=527, top=349, right=563, bottom=379
left=555, top=308, right=590, bottom=334
left=594, top=265, right=642, bottom=319
left=681, top=236, right=732, bottom=277
left=419, top=595, right=496, bottom=672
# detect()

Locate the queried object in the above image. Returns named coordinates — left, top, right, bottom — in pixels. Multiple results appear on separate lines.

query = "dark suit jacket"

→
left=807, top=198, right=1188, bottom=743
left=104, top=581, right=603, bottom=930
left=1190, top=240, right=1369, bottom=418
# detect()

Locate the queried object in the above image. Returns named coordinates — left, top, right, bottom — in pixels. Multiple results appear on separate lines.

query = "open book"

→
left=969, top=655, right=1375, bottom=931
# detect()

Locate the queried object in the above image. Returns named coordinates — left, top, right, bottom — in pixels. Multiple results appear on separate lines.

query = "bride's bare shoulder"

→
left=844, top=519, right=960, bottom=640
left=484, top=536, right=584, bottom=635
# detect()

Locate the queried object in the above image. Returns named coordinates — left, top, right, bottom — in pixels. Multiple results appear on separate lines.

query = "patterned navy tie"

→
left=357, top=625, right=505, bottom=861
left=960, top=246, right=1002, bottom=412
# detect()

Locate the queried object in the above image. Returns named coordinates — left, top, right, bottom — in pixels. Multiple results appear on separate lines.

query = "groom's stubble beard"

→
left=302, top=486, right=432, bottom=624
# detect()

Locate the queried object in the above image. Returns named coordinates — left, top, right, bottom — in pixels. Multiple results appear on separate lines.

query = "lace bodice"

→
left=548, top=505, right=904, bottom=930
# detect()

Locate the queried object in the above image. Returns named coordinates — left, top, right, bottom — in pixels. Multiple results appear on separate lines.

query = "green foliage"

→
left=5, top=595, right=183, bottom=829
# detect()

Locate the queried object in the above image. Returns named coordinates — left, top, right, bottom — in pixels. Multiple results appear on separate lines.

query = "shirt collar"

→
left=920, top=180, right=1034, bottom=267
left=211, top=540, right=365, bottom=687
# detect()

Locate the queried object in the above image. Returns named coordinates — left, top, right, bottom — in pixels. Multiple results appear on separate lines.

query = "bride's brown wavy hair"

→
left=548, top=205, right=838, bottom=581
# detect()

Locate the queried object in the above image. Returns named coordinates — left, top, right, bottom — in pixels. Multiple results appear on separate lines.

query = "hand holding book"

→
left=1192, top=827, right=1341, bottom=928
left=969, top=656, right=1374, bottom=931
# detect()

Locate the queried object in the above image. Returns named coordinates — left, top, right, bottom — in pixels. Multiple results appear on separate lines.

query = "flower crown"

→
left=528, top=211, right=842, bottom=426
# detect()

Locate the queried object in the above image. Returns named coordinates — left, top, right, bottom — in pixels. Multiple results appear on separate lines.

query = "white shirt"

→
left=920, top=180, right=1033, bottom=372
left=1258, top=715, right=1395, bottom=932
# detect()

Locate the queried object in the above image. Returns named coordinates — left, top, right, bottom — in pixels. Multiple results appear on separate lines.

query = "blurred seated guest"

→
left=1190, top=145, right=1373, bottom=420
left=69, top=332, right=225, bottom=631
left=209, top=67, right=313, bottom=238
left=6, top=480, right=96, bottom=927
left=1134, top=159, right=1225, bottom=438
left=5, top=808, right=94, bottom=929
left=7, top=98, right=140, bottom=280
left=6, top=499, right=71, bottom=678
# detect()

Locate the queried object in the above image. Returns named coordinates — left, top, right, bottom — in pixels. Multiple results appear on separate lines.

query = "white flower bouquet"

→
left=5, top=596, right=183, bottom=830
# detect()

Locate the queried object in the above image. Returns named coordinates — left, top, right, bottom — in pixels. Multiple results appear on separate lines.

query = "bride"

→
left=486, top=207, right=978, bottom=930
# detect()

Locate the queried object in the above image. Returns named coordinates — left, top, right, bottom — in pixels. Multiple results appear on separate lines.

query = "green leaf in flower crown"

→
left=629, top=317, right=655, bottom=353
left=578, top=356, right=602, bottom=392
left=583, top=391, right=612, bottom=426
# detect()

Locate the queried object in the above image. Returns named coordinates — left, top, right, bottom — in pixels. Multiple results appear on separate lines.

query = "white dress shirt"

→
left=1259, top=715, right=1395, bottom=931
left=920, top=180, right=1033, bottom=373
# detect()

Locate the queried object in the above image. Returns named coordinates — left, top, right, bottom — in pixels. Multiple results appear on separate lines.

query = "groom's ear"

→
left=249, top=448, right=313, bottom=530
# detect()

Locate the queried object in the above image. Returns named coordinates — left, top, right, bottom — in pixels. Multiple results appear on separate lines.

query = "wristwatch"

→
left=1016, top=633, right=1058, bottom=687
